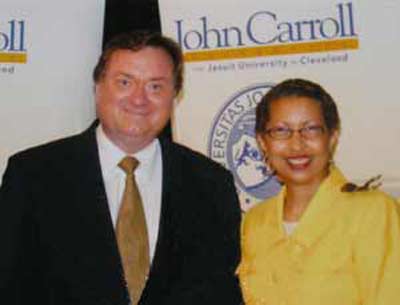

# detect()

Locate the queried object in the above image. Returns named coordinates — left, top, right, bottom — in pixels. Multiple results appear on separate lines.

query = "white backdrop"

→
left=0, top=1, right=105, bottom=183
left=159, top=0, right=400, bottom=209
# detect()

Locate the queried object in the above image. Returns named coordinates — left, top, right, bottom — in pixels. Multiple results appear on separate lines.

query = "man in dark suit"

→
left=0, top=31, right=242, bottom=305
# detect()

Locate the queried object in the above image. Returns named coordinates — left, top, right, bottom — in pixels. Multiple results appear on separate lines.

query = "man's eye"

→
left=147, top=82, right=162, bottom=92
left=117, top=79, right=130, bottom=87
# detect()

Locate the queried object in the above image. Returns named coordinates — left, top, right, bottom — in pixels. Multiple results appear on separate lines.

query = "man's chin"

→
left=124, top=127, right=158, bottom=143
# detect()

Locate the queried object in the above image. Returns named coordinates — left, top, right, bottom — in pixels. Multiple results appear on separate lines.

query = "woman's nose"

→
left=288, top=130, right=306, bottom=151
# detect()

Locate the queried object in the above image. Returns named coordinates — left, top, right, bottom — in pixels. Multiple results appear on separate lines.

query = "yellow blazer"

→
left=237, top=167, right=400, bottom=305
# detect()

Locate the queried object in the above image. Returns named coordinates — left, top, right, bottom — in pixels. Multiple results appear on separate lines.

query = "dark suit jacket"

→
left=0, top=124, right=242, bottom=305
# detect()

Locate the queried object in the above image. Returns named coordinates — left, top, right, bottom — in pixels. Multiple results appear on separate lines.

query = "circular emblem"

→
left=208, top=83, right=281, bottom=210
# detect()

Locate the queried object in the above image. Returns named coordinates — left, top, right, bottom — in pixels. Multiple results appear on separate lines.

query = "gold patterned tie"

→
left=116, top=156, right=150, bottom=305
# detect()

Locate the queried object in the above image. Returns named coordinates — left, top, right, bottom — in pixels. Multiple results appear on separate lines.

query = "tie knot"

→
left=118, top=156, right=139, bottom=175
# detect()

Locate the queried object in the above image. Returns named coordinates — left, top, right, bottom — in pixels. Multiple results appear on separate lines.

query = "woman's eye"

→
left=301, top=125, right=325, bottom=138
left=274, top=127, right=290, bottom=135
left=306, top=125, right=324, bottom=133
left=266, top=127, right=291, bottom=139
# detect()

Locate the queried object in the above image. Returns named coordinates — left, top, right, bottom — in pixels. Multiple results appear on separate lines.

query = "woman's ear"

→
left=256, top=134, right=268, bottom=157
left=329, top=129, right=339, bottom=155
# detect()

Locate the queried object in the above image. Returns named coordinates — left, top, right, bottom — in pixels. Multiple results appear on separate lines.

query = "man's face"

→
left=95, top=47, right=176, bottom=153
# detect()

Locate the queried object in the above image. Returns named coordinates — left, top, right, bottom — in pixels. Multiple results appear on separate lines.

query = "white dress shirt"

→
left=96, top=125, right=162, bottom=262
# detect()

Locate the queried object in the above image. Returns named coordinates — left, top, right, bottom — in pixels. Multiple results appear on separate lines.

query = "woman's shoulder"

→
left=243, top=195, right=280, bottom=226
left=338, top=187, right=399, bottom=224
left=330, top=167, right=397, bottom=215
left=341, top=187, right=396, bottom=207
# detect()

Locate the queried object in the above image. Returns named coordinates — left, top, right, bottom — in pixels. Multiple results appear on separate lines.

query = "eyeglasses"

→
left=265, top=125, right=326, bottom=140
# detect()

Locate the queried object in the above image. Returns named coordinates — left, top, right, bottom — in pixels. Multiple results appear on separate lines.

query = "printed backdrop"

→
left=0, top=1, right=104, bottom=182
left=159, top=0, right=400, bottom=210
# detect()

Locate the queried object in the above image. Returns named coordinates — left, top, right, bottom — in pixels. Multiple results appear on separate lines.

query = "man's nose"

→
left=129, top=84, right=147, bottom=105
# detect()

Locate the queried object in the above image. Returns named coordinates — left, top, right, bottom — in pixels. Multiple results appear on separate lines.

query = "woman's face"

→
left=257, top=96, right=338, bottom=188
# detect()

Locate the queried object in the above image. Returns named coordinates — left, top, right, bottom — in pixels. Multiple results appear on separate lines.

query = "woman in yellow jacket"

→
left=237, top=79, right=400, bottom=305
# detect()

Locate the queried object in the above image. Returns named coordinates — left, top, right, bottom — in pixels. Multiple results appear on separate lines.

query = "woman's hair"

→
left=255, top=78, right=340, bottom=134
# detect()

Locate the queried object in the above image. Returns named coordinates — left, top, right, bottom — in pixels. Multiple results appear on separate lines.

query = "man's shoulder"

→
left=9, top=127, right=92, bottom=165
left=161, top=139, right=231, bottom=178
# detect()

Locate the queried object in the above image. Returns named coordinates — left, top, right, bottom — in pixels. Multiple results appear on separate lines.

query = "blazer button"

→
left=293, top=243, right=303, bottom=254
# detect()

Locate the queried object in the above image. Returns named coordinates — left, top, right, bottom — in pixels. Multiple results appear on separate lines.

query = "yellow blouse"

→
left=237, top=167, right=400, bottom=305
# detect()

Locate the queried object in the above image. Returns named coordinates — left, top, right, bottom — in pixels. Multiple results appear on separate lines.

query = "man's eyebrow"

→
left=148, top=76, right=171, bottom=82
left=115, top=73, right=171, bottom=82
left=116, top=72, right=134, bottom=79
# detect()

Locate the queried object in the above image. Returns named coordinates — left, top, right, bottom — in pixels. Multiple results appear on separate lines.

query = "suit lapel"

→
left=141, top=138, right=183, bottom=303
left=71, top=124, right=116, bottom=245
left=69, top=124, right=128, bottom=301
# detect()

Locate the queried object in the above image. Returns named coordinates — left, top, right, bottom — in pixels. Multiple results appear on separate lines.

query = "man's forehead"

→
left=109, top=47, right=172, bottom=62
left=105, top=48, right=174, bottom=73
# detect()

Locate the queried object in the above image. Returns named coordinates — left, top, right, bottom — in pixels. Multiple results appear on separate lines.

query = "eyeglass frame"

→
left=263, top=125, right=326, bottom=140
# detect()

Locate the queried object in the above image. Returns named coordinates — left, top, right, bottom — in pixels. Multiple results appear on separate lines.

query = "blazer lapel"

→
left=260, top=167, right=348, bottom=251
left=290, top=167, right=348, bottom=248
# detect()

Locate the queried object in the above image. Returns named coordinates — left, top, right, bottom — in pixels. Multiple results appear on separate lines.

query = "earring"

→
left=263, top=154, right=275, bottom=176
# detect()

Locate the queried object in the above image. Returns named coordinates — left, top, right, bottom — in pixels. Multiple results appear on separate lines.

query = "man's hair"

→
left=93, top=30, right=184, bottom=94
left=255, top=78, right=340, bottom=134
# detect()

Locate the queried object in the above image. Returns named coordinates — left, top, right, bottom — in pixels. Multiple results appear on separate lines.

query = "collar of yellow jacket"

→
left=266, top=166, right=349, bottom=249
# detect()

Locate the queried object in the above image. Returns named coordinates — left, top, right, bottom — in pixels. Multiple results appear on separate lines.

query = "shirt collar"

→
left=96, top=125, right=160, bottom=181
